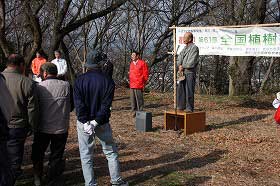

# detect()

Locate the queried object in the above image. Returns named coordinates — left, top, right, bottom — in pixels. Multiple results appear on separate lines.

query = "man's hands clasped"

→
left=83, top=120, right=98, bottom=135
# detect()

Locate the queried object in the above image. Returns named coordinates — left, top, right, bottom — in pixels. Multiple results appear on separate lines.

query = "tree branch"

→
left=61, top=0, right=128, bottom=35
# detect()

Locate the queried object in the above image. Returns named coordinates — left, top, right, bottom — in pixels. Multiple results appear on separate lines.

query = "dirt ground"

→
left=16, top=88, right=280, bottom=186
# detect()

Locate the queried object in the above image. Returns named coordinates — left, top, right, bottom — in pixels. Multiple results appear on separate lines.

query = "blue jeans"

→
left=77, top=121, right=121, bottom=186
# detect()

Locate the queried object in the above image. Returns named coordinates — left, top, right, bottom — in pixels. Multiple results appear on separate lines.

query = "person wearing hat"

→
left=31, top=62, right=73, bottom=186
left=272, top=92, right=280, bottom=109
left=73, top=51, right=128, bottom=186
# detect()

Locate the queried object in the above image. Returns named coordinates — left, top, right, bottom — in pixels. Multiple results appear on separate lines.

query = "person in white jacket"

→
left=51, top=50, right=67, bottom=80
left=272, top=92, right=280, bottom=109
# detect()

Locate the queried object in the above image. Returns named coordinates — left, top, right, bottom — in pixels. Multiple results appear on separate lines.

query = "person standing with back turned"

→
left=32, top=62, right=73, bottom=186
left=177, top=32, right=199, bottom=112
left=2, top=54, right=39, bottom=180
left=0, top=72, right=15, bottom=186
left=74, top=51, right=128, bottom=186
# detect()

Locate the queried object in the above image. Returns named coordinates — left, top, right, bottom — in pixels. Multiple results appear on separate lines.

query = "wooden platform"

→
left=164, top=110, right=206, bottom=135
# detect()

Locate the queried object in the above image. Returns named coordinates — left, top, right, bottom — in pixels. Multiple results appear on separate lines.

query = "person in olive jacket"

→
left=0, top=73, right=15, bottom=186
left=2, top=54, right=39, bottom=179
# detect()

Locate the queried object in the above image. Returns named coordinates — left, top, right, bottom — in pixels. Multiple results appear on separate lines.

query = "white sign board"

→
left=176, top=27, right=280, bottom=57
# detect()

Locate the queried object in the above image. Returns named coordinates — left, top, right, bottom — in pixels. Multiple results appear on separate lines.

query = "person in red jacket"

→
left=129, top=51, right=149, bottom=117
left=31, top=50, right=47, bottom=82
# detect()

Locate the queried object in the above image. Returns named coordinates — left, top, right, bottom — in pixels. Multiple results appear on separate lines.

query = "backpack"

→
left=274, top=107, right=280, bottom=124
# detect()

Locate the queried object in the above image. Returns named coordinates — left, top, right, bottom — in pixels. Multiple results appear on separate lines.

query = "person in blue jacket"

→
left=73, top=50, right=128, bottom=186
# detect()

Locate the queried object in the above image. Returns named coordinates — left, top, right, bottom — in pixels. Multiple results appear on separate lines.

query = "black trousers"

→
left=31, top=132, right=68, bottom=178
left=0, top=141, right=14, bottom=186
left=177, top=79, right=186, bottom=110
left=185, top=72, right=196, bottom=112
left=7, top=128, right=29, bottom=178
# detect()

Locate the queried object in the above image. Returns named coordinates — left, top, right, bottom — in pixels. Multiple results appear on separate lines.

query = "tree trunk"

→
left=227, top=0, right=266, bottom=96
left=61, top=40, right=76, bottom=85
left=259, top=57, right=276, bottom=93
left=229, top=56, right=255, bottom=96
left=23, top=1, right=43, bottom=68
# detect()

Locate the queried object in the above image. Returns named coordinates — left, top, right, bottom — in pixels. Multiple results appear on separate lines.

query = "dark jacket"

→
left=2, top=68, right=39, bottom=129
left=73, top=69, right=115, bottom=125
left=0, top=108, right=8, bottom=141
left=0, top=74, right=10, bottom=141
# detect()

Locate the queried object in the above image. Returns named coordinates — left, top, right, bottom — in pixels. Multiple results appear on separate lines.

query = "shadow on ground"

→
left=126, top=149, right=227, bottom=185
left=207, top=114, right=270, bottom=130
left=113, top=96, right=130, bottom=101
left=237, top=99, right=273, bottom=110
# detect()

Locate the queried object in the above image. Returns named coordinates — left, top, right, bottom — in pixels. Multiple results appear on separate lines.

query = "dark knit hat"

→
left=85, top=50, right=107, bottom=69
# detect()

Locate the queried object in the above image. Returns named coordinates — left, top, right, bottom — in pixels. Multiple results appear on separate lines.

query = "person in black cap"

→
left=89, top=50, right=114, bottom=78
left=73, top=51, right=128, bottom=186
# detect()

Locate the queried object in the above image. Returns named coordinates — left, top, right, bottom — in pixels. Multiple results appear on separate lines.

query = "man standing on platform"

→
left=177, top=32, right=199, bottom=112
left=129, top=51, right=149, bottom=117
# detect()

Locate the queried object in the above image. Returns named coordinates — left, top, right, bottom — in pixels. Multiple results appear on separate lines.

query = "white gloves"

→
left=83, top=120, right=99, bottom=135
left=273, top=99, right=280, bottom=109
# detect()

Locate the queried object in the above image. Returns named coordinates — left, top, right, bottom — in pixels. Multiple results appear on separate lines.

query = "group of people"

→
left=0, top=32, right=199, bottom=186
left=31, top=50, right=68, bottom=82
left=128, top=33, right=200, bottom=114
left=0, top=51, right=127, bottom=186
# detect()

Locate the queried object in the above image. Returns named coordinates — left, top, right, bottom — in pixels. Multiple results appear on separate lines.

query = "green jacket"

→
left=2, top=68, right=39, bottom=130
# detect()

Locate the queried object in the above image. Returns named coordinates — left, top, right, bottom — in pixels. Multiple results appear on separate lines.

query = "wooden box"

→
left=164, top=110, right=206, bottom=135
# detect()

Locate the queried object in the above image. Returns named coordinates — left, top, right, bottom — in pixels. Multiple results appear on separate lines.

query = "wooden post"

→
left=172, top=25, right=177, bottom=109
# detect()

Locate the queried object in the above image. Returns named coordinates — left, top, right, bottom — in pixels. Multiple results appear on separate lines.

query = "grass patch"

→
left=158, top=171, right=195, bottom=186
left=136, top=171, right=196, bottom=186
